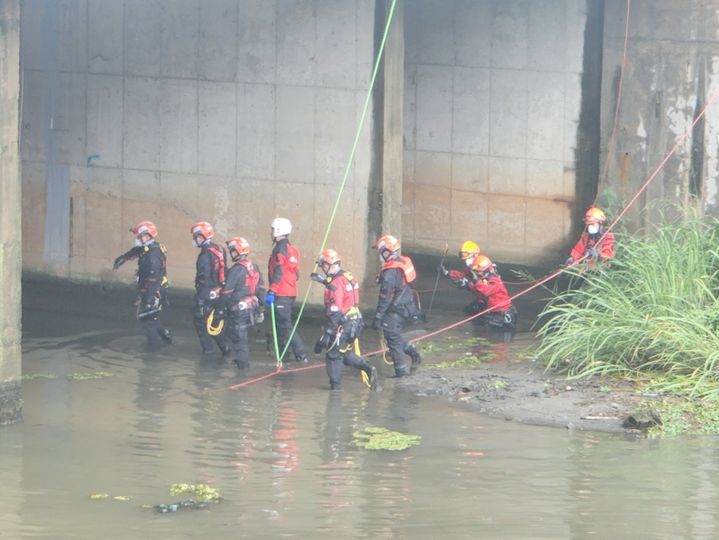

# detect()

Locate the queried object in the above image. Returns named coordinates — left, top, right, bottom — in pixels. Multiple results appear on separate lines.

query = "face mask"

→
left=587, top=224, right=599, bottom=235
left=192, top=238, right=199, bottom=248
left=465, top=258, right=473, bottom=268
left=134, top=238, right=142, bottom=247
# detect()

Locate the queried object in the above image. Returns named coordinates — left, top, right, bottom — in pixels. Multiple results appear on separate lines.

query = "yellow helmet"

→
left=458, top=240, right=480, bottom=260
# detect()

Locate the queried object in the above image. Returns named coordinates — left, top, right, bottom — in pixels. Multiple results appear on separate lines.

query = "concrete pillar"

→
left=381, top=0, right=404, bottom=237
left=0, top=0, right=23, bottom=424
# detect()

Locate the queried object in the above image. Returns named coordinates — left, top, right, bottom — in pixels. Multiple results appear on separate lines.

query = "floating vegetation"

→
left=434, top=352, right=495, bottom=369
left=67, top=372, right=114, bottom=380
left=169, top=483, right=222, bottom=502
left=89, top=493, right=131, bottom=501
left=352, top=427, right=421, bottom=451
left=645, top=400, right=719, bottom=438
left=22, top=373, right=57, bottom=380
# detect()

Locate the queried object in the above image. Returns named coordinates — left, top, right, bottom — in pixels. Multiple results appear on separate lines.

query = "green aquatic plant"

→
left=646, top=399, right=719, bottom=437
left=536, top=215, right=719, bottom=399
left=169, top=483, right=222, bottom=502
left=352, top=427, right=421, bottom=451
left=21, top=373, right=57, bottom=380
left=67, top=372, right=114, bottom=380
left=434, top=352, right=495, bottom=369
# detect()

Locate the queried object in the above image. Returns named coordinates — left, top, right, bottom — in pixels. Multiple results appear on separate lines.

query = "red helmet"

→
left=375, top=234, right=401, bottom=253
left=131, top=221, right=158, bottom=240
left=584, top=206, right=607, bottom=225
left=191, top=221, right=214, bottom=241
left=317, top=248, right=341, bottom=272
left=227, top=237, right=250, bottom=261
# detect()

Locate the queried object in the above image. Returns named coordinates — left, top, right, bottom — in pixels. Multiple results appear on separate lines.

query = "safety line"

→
left=271, top=0, right=398, bottom=367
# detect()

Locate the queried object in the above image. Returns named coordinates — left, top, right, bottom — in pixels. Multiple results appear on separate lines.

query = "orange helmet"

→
left=459, top=240, right=480, bottom=260
left=317, top=248, right=341, bottom=273
left=584, top=206, right=607, bottom=225
left=191, top=221, right=214, bottom=241
left=473, top=255, right=494, bottom=275
left=131, top=221, right=157, bottom=240
left=226, top=237, right=250, bottom=261
left=375, top=234, right=400, bottom=253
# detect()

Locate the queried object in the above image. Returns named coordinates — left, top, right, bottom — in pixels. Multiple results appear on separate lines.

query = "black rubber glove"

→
left=564, top=257, right=574, bottom=266
left=113, top=255, right=126, bottom=270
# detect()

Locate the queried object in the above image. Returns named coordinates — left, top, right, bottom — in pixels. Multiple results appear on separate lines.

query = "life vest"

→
left=325, top=271, right=360, bottom=317
left=239, top=259, right=260, bottom=295
left=381, top=256, right=416, bottom=284
left=268, top=239, right=300, bottom=296
left=206, top=243, right=226, bottom=285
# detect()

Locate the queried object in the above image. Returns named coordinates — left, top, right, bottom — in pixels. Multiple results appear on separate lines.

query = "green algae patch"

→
left=22, top=373, right=57, bottom=381
left=434, top=352, right=495, bottom=369
left=169, top=483, right=222, bottom=502
left=89, top=493, right=131, bottom=501
left=353, top=427, right=421, bottom=451
left=67, top=372, right=114, bottom=380
left=645, top=399, right=719, bottom=438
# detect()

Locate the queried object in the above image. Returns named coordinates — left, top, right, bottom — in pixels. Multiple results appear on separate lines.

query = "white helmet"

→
left=271, top=217, right=292, bottom=238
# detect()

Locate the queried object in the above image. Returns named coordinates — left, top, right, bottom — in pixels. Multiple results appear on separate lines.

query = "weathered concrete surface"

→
left=0, top=0, right=22, bottom=424
left=403, top=0, right=589, bottom=265
left=19, top=0, right=378, bottom=301
left=600, top=0, right=719, bottom=228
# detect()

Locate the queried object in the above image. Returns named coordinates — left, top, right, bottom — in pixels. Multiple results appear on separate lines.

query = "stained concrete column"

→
left=0, top=0, right=23, bottom=424
left=381, top=0, right=404, bottom=237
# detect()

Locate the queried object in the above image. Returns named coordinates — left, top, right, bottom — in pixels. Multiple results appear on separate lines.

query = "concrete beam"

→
left=0, top=0, right=23, bottom=424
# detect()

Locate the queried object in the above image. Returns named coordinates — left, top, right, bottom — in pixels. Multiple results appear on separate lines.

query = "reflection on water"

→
left=3, top=288, right=719, bottom=539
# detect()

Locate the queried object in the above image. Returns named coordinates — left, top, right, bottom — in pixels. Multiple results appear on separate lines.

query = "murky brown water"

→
left=3, top=279, right=719, bottom=539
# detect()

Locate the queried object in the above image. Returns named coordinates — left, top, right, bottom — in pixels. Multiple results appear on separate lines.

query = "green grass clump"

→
left=536, top=215, right=719, bottom=398
left=353, top=427, right=421, bottom=450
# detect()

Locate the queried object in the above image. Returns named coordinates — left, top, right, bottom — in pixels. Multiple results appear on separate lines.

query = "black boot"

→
left=366, top=365, right=379, bottom=391
left=406, top=345, right=422, bottom=374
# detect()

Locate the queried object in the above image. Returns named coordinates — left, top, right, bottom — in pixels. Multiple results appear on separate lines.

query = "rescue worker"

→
left=372, top=235, right=422, bottom=377
left=565, top=206, right=615, bottom=266
left=191, top=221, right=231, bottom=355
left=266, top=217, right=308, bottom=363
left=112, top=220, right=172, bottom=346
left=439, top=250, right=517, bottom=331
left=214, top=237, right=266, bottom=369
left=311, top=249, right=378, bottom=390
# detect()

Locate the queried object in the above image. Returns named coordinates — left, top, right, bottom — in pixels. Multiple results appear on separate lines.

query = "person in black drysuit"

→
left=191, top=221, right=231, bottom=355
left=113, top=221, right=172, bottom=346
left=371, top=235, right=422, bottom=377
left=214, top=237, right=267, bottom=369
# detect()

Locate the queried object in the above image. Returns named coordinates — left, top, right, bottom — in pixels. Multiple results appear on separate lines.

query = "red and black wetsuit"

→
left=218, top=258, right=266, bottom=368
left=569, top=231, right=615, bottom=264
left=374, top=255, right=421, bottom=376
left=193, top=241, right=230, bottom=354
left=267, top=238, right=306, bottom=362
left=321, top=270, right=373, bottom=389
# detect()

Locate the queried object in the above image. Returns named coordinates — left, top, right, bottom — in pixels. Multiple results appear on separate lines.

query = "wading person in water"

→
left=439, top=246, right=517, bottom=333
left=113, top=221, right=172, bottom=346
left=266, top=217, right=308, bottom=364
left=191, top=221, right=231, bottom=355
left=214, top=237, right=266, bottom=370
left=372, top=235, right=422, bottom=377
left=312, top=249, right=378, bottom=390
left=565, top=206, right=615, bottom=267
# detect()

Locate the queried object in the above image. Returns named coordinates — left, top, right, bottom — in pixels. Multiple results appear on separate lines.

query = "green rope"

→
left=273, top=0, right=398, bottom=365
left=270, top=303, right=282, bottom=369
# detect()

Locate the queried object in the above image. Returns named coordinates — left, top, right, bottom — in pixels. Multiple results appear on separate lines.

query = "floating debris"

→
left=67, top=372, right=114, bottom=380
left=169, top=483, right=222, bottom=502
left=22, top=373, right=57, bottom=380
left=352, top=427, right=421, bottom=451
left=154, top=499, right=211, bottom=513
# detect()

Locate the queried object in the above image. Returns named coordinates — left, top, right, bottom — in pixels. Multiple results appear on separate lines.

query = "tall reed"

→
left=536, top=216, right=719, bottom=397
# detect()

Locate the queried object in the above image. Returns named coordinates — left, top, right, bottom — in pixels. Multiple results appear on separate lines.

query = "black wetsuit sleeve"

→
left=375, top=268, right=400, bottom=319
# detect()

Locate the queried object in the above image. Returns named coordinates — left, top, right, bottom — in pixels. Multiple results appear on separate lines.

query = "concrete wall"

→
left=0, top=0, right=22, bottom=424
left=402, top=0, right=590, bottom=264
left=600, top=0, right=719, bottom=227
left=20, top=0, right=377, bottom=300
